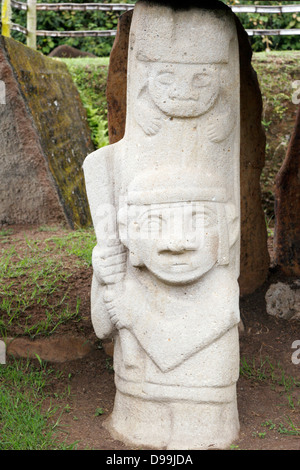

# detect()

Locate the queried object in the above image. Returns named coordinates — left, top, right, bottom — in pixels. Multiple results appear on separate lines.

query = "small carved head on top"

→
left=147, top=62, right=220, bottom=119
left=129, top=2, right=238, bottom=127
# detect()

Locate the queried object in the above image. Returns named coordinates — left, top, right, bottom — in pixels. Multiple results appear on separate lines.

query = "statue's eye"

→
left=191, top=211, right=204, bottom=230
left=191, top=210, right=217, bottom=229
left=142, top=215, right=163, bottom=234
left=192, top=73, right=210, bottom=88
left=157, top=73, right=175, bottom=86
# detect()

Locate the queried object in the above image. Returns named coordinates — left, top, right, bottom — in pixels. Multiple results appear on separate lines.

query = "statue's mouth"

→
left=169, top=263, right=189, bottom=271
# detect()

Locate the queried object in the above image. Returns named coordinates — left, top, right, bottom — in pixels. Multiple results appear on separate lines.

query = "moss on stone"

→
left=4, top=37, right=94, bottom=228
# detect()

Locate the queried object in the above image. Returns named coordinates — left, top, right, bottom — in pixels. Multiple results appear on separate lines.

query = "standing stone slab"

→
left=106, top=6, right=269, bottom=297
left=236, top=19, right=270, bottom=295
left=84, top=0, right=240, bottom=450
left=0, top=36, right=94, bottom=228
left=274, top=104, right=300, bottom=276
left=106, top=9, right=132, bottom=144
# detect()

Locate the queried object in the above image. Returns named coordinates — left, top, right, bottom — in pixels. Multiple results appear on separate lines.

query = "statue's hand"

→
left=207, top=112, right=234, bottom=143
left=103, top=283, right=131, bottom=330
left=92, top=243, right=127, bottom=285
left=141, top=116, right=162, bottom=136
left=135, top=100, right=162, bottom=136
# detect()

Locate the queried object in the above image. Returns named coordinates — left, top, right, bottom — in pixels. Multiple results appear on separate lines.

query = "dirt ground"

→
left=2, top=226, right=300, bottom=451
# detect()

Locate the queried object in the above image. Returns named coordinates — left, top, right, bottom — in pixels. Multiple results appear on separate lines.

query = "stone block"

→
left=0, top=36, right=94, bottom=228
left=106, top=9, right=132, bottom=144
left=6, top=336, right=95, bottom=362
left=266, top=282, right=300, bottom=320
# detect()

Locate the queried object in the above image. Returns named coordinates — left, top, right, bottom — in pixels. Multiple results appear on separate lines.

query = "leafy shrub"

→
left=224, top=0, right=300, bottom=51
left=62, top=58, right=109, bottom=148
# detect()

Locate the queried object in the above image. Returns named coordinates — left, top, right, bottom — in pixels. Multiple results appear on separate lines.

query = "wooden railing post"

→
left=1, top=0, right=11, bottom=37
left=27, top=0, right=37, bottom=49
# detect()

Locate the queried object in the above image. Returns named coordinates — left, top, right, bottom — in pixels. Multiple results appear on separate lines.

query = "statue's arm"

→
left=83, top=146, right=115, bottom=244
left=83, top=144, right=127, bottom=282
left=83, top=144, right=126, bottom=339
left=207, top=90, right=237, bottom=143
left=135, top=85, right=162, bottom=136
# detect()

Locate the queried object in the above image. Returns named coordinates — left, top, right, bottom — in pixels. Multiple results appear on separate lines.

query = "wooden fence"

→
left=1, top=1, right=300, bottom=50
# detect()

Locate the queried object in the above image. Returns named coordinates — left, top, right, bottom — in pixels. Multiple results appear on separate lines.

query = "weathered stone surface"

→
left=106, top=9, right=133, bottom=144
left=235, top=18, right=270, bottom=295
left=106, top=6, right=269, bottom=296
left=274, top=104, right=300, bottom=276
left=6, top=336, right=95, bottom=362
left=85, top=0, right=240, bottom=450
left=0, top=36, right=94, bottom=228
left=265, top=282, right=300, bottom=320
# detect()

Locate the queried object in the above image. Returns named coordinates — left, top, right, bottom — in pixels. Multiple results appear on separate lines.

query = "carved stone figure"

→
left=106, top=7, right=270, bottom=296
left=84, top=0, right=240, bottom=450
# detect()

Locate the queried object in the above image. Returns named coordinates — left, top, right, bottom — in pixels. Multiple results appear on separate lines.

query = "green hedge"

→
left=62, top=58, right=110, bottom=148
left=11, top=0, right=300, bottom=56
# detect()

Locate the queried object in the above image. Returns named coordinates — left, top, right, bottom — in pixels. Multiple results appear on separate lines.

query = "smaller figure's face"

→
left=127, top=202, right=219, bottom=285
left=148, top=62, right=220, bottom=118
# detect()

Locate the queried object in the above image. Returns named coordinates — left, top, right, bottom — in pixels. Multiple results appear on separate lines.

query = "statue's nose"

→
left=159, top=237, right=198, bottom=254
left=169, top=80, right=197, bottom=101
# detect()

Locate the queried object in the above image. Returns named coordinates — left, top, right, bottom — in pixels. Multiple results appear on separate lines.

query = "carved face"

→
left=126, top=202, right=219, bottom=285
left=148, top=62, right=220, bottom=118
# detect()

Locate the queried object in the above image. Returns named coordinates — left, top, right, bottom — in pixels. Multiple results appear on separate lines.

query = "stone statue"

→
left=83, top=0, right=241, bottom=450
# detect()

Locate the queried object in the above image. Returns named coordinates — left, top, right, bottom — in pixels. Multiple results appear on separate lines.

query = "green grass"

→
left=45, top=228, right=96, bottom=267
left=0, top=229, right=14, bottom=238
left=261, top=417, right=300, bottom=437
left=240, top=356, right=300, bottom=440
left=0, top=244, right=75, bottom=338
left=0, top=227, right=97, bottom=449
left=240, top=355, right=300, bottom=410
left=0, top=228, right=96, bottom=339
left=0, top=357, right=77, bottom=450
left=59, top=57, right=110, bottom=67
